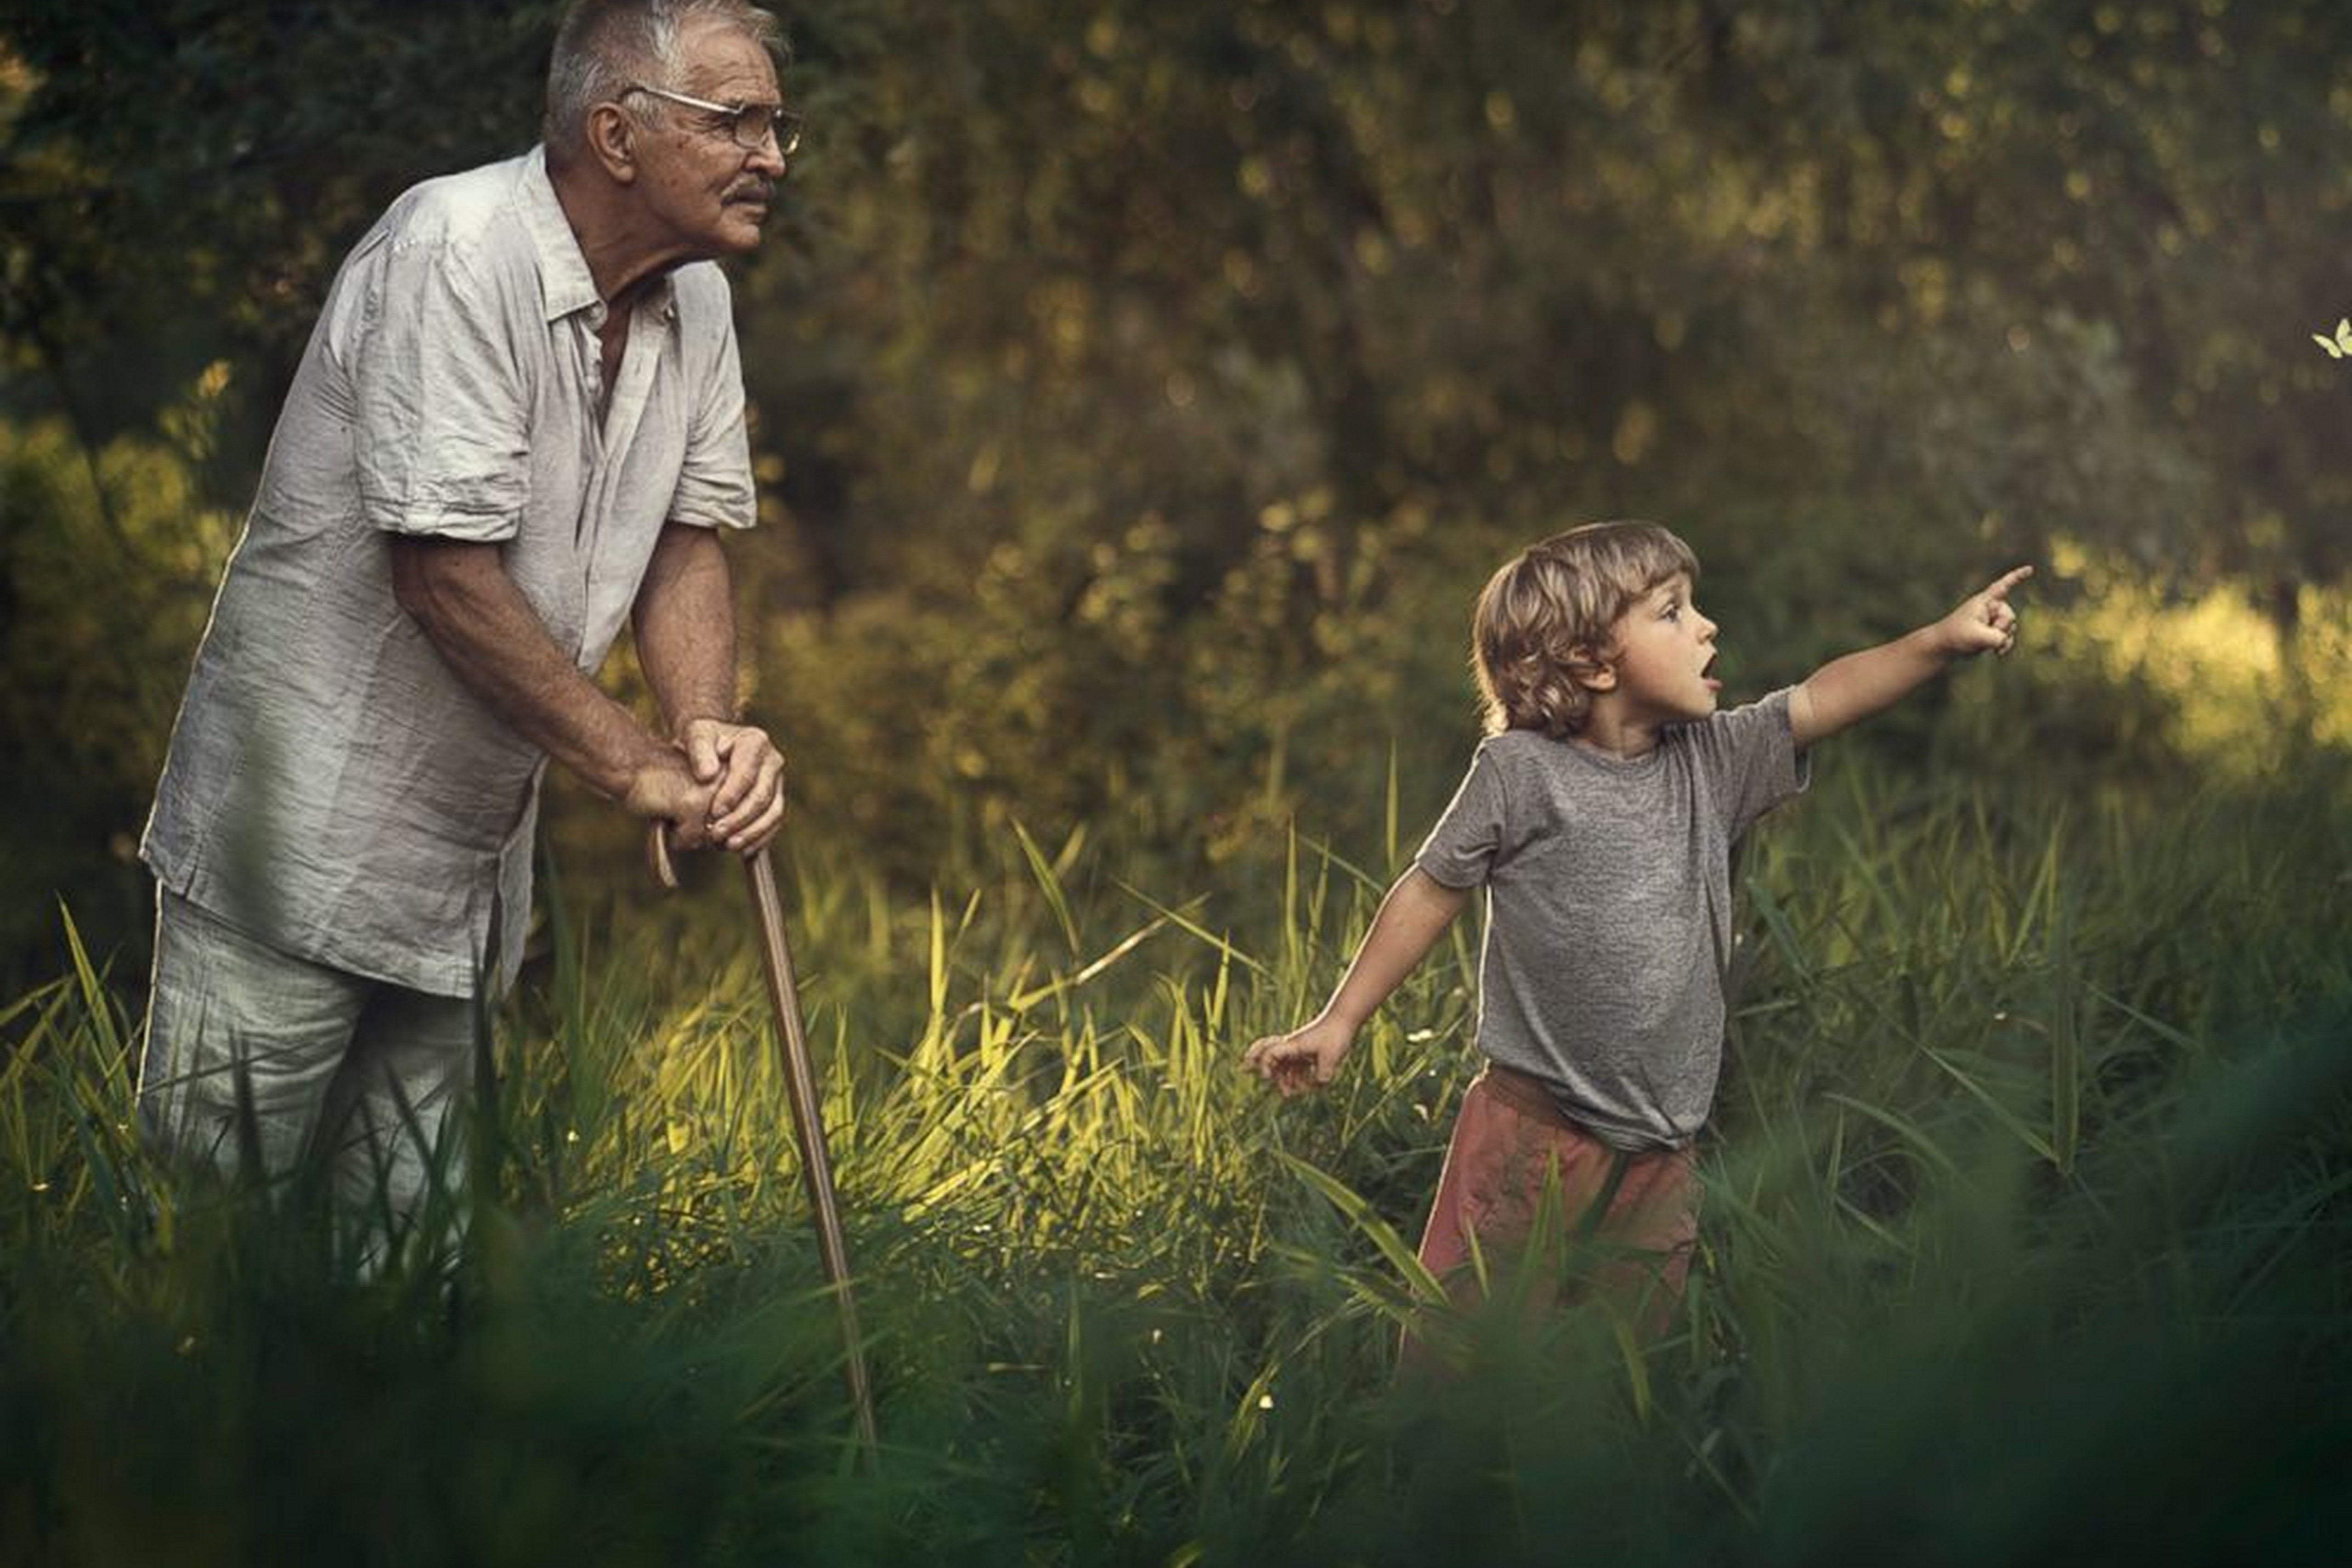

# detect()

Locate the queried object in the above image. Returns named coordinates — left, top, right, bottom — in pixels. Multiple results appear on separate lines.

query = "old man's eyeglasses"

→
left=626, top=83, right=802, bottom=156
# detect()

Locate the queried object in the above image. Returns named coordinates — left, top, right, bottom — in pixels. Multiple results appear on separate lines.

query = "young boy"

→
left=1243, top=521, right=2029, bottom=1329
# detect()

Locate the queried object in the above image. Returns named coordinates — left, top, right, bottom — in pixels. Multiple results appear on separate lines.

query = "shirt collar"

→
left=519, top=145, right=678, bottom=327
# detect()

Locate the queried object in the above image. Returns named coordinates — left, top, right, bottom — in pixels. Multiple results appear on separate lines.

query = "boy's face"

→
left=1598, top=573, right=1721, bottom=722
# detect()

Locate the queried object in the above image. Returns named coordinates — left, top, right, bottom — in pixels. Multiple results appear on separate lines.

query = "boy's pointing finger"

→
left=1986, top=564, right=2035, bottom=601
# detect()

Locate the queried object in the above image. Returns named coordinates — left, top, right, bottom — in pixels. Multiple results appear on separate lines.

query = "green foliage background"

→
left=2, top=4, right=2351, bottom=1559
left=6, top=0, right=2352, bottom=978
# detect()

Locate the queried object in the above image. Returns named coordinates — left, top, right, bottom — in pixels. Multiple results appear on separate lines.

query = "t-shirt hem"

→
left=1410, top=851, right=1484, bottom=892
left=1477, top=1050, right=1705, bottom=1154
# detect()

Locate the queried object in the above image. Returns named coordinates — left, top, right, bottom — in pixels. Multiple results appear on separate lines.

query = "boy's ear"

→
left=1570, top=646, right=1618, bottom=693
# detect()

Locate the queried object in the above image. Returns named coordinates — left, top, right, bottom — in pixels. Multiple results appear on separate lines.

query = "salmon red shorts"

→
left=1416, top=1063, right=1700, bottom=1329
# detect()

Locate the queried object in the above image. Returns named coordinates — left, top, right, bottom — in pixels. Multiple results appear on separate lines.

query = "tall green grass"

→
left=2, top=751, right=2347, bottom=1565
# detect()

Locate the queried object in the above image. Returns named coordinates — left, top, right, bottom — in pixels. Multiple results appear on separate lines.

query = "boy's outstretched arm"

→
left=1242, top=867, right=1470, bottom=1098
left=1788, top=565, right=2032, bottom=750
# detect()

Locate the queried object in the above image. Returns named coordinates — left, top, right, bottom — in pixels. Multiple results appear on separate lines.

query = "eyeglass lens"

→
left=734, top=105, right=801, bottom=154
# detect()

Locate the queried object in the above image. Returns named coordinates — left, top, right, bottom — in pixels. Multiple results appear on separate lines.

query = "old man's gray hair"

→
left=544, top=0, right=783, bottom=164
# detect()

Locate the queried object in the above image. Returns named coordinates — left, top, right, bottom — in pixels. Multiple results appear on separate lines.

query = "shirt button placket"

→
left=577, top=302, right=621, bottom=652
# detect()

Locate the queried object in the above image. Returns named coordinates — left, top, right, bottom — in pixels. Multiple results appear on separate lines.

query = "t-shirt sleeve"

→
left=667, top=274, right=757, bottom=532
left=349, top=237, right=530, bottom=542
left=1685, top=686, right=1811, bottom=840
left=1413, top=741, right=1512, bottom=890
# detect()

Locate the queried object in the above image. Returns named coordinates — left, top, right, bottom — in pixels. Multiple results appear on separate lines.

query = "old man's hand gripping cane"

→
left=650, top=827, right=880, bottom=1457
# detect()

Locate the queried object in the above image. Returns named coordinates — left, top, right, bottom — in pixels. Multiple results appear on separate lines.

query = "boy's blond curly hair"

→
left=1472, top=521, right=1700, bottom=738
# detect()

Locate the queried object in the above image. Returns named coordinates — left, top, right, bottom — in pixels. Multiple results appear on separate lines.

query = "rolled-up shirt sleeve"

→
left=667, top=306, right=756, bottom=532
left=351, top=237, right=531, bottom=541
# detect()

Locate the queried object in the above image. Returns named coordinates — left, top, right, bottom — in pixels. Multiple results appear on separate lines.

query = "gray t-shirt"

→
left=1414, top=690, right=1810, bottom=1151
left=141, top=147, right=756, bottom=997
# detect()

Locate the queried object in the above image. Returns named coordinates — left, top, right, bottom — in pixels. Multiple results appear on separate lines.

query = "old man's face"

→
left=631, top=16, right=788, bottom=260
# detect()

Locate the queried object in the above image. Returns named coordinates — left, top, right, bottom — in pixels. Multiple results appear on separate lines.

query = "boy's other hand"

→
left=1937, top=565, right=2034, bottom=659
left=1242, top=1017, right=1356, bottom=1097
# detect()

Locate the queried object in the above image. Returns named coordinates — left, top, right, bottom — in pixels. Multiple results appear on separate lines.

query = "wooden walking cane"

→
left=650, top=827, right=880, bottom=1458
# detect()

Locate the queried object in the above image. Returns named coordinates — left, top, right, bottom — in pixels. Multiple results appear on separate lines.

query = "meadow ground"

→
left=2, top=746, right=2347, bottom=1566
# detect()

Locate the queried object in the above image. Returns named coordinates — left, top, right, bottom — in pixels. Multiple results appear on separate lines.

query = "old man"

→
left=137, top=0, right=795, bottom=1235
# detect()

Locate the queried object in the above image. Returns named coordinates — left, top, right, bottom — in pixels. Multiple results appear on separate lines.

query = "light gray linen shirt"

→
left=143, top=147, right=757, bottom=996
left=1414, top=691, right=1810, bottom=1151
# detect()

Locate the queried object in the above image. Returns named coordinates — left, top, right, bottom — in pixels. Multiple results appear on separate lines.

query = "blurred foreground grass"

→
left=2, top=749, right=2348, bottom=1566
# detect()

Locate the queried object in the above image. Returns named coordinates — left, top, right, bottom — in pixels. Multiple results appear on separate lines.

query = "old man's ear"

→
left=585, top=101, right=642, bottom=182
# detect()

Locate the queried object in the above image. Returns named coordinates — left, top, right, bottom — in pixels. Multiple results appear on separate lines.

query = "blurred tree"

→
left=725, top=0, right=2352, bottom=867
left=1, top=0, right=560, bottom=441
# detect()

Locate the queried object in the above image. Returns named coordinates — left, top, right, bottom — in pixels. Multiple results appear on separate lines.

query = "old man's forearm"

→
left=388, top=535, right=667, bottom=800
left=632, top=521, right=741, bottom=735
